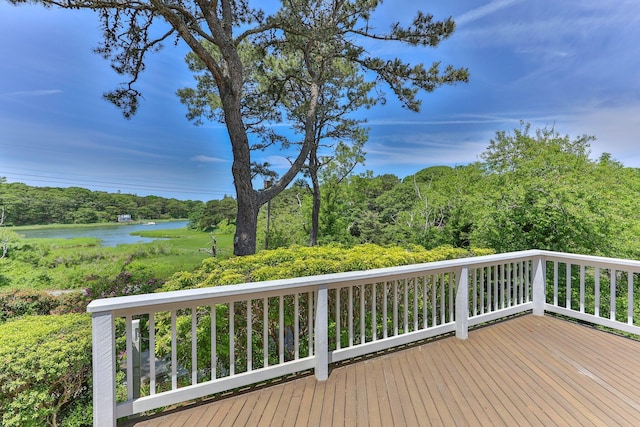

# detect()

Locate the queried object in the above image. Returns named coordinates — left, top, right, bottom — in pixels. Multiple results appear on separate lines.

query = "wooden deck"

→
left=123, top=314, right=640, bottom=426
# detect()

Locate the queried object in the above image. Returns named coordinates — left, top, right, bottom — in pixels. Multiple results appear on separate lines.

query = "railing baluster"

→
left=308, top=291, right=314, bottom=356
left=360, top=285, right=366, bottom=344
left=372, top=283, right=377, bottom=341
left=294, top=293, right=299, bottom=359
left=566, top=263, right=572, bottom=310
left=404, top=279, right=409, bottom=333
left=506, top=263, right=511, bottom=308
left=553, top=261, right=559, bottom=306
left=594, top=268, right=600, bottom=317
left=431, top=274, right=437, bottom=326
left=493, top=265, right=499, bottom=312
left=383, top=282, right=388, bottom=339
left=262, top=298, right=267, bottom=368
left=149, top=312, right=155, bottom=395
left=230, top=302, right=235, bottom=376
left=125, top=315, right=133, bottom=401
left=393, top=280, right=399, bottom=335
left=247, top=299, right=252, bottom=371
left=580, top=265, right=585, bottom=313
left=348, top=285, right=354, bottom=346
left=472, top=268, right=477, bottom=317
left=422, top=276, right=428, bottom=328
left=448, top=273, right=454, bottom=323
left=336, top=288, right=341, bottom=350
left=212, top=304, right=217, bottom=379
left=628, top=272, right=634, bottom=325
left=413, top=277, right=419, bottom=332
left=279, top=296, right=284, bottom=364
left=610, top=270, right=616, bottom=321
left=191, top=307, right=197, bottom=384
left=171, top=310, right=177, bottom=389
left=524, top=261, right=529, bottom=303
left=480, top=267, right=485, bottom=315
left=441, top=274, right=446, bottom=324
left=502, top=264, right=507, bottom=309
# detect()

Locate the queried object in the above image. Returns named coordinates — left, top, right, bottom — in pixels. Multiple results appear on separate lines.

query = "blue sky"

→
left=1, top=0, right=640, bottom=201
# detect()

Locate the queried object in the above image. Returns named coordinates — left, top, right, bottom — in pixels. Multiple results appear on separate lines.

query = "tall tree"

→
left=473, top=122, right=611, bottom=254
left=8, top=0, right=468, bottom=255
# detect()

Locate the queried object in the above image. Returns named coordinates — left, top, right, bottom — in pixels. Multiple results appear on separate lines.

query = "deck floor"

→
left=123, top=314, right=640, bottom=426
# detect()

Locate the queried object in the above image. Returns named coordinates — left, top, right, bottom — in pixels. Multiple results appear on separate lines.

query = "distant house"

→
left=117, top=214, right=132, bottom=223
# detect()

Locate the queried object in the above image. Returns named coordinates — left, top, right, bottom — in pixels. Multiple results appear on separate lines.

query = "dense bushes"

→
left=0, top=314, right=92, bottom=427
left=0, top=289, right=58, bottom=322
left=164, top=243, right=493, bottom=291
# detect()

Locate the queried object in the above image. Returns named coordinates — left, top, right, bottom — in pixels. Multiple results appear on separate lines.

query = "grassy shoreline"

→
left=1, top=223, right=233, bottom=292
left=9, top=218, right=189, bottom=231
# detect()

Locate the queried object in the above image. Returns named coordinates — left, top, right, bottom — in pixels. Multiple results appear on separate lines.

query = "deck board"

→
left=123, top=314, right=640, bottom=427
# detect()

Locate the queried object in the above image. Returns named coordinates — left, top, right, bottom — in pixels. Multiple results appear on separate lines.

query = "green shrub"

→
left=163, top=244, right=494, bottom=291
left=0, top=314, right=92, bottom=427
left=0, top=289, right=57, bottom=323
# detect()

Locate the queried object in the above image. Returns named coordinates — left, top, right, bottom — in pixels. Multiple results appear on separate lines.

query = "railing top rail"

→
left=87, top=249, right=545, bottom=314
left=540, top=251, right=640, bottom=270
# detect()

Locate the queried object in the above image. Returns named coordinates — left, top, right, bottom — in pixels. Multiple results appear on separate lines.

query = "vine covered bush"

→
left=0, top=314, right=93, bottom=427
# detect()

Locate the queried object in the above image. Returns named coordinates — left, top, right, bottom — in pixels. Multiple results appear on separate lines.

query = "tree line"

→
left=4, top=122, right=639, bottom=262
left=0, top=180, right=202, bottom=225
left=243, top=123, right=640, bottom=260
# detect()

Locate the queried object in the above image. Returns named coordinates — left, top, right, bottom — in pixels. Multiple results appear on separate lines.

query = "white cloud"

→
left=0, top=89, right=62, bottom=97
left=191, top=155, right=226, bottom=163
left=456, top=0, right=521, bottom=26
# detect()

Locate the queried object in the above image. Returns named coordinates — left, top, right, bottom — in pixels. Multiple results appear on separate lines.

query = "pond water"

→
left=17, top=220, right=189, bottom=247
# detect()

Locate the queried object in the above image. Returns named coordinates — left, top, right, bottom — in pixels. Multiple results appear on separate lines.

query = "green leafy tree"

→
left=8, top=0, right=467, bottom=255
left=472, top=122, right=612, bottom=254
left=311, top=139, right=366, bottom=245
left=192, top=196, right=238, bottom=231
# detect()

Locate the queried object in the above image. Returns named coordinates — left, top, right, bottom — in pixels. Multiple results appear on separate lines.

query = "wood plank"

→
left=469, top=324, right=573, bottom=426
left=387, top=353, right=421, bottom=426
left=393, top=351, right=429, bottom=426
left=381, top=356, right=409, bottom=426
left=344, top=361, right=359, bottom=426
left=410, top=344, right=458, bottom=425
left=292, top=377, right=316, bottom=427
left=305, top=377, right=326, bottom=427
left=353, top=363, right=372, bottom=426
left=493, top=319, right=622, bottom=426
left=331, top=366, right=347, bottom=426
left=361, top=359, right=382, bottom=427
left=255, top=384, right=286, bottom=427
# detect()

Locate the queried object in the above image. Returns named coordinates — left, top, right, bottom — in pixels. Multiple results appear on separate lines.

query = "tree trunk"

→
left=310, top=173, right=320, bottom=247
left=309, top=146, right=320, bottom=246
left=227, top=111, right=260, bottom=255
left=234, top=190, right=259, bottom=256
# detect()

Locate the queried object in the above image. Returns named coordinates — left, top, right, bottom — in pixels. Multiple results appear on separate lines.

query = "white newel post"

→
left=92, top=311, right=117, bottom=427
left=314, top=284, right=329, bottom=381
left=532, top=255, right=546, bottom=316
left=455, top=266, right=469, bottom=340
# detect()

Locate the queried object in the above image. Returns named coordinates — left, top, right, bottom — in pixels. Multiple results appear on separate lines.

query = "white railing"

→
left=88, top=250, right=640, bottom=426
